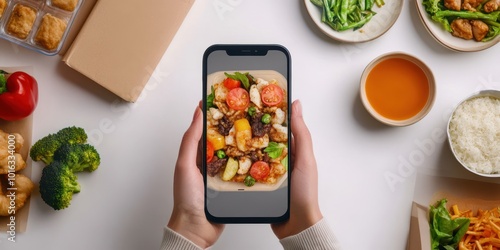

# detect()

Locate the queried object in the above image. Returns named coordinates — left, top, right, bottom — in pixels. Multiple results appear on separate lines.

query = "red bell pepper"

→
left=0, top=70, right=39, bottom=121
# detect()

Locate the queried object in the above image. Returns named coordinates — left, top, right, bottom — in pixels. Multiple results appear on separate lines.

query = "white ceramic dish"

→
left=206, top=70, right=289, bottom=192
left=303, top=0, right=403, bottom=43
left=415, top=0, right=500, bottom=52
left=447, top=90, right=500, bottom=178
left=360, top=52, right=436, bottom=126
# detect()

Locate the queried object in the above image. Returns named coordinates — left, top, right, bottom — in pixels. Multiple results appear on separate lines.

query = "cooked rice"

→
left=449, top=96, right=500, bottom=174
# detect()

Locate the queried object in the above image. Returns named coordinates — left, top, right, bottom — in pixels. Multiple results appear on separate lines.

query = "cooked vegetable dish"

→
left=423, top=0, right=500, bottom=42
left=206, top=72, right=288, bottom=188
left=310, top=0, right=385, bottom=32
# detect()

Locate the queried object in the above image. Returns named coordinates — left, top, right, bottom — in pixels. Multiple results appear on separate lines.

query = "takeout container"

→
left=0, top=0, right=83, bottom=55
left=407, top=174, right=500, bottom=250
left=360, top=52, right=436, bottom=126
left=1, top=0, right=195, bottom=102
left=447, top=90, right=500, bottom=178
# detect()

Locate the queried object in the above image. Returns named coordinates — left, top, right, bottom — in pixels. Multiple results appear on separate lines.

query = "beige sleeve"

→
left=280, top=218, right=343, bottom=250
left=160, top=226, right=203, bottom=250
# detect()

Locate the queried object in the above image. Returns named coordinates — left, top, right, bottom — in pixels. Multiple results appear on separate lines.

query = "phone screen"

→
left=202, top=45, right=291, bottom=223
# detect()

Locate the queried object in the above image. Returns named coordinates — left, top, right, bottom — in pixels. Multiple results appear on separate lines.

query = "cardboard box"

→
left=407, top=174, right=500, bottom=250
left=58, top=0, right=99, bottom=56
left=62, top=0, right=195, bottom=102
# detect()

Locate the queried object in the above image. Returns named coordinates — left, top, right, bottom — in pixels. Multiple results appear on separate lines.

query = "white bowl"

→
left=360, top=52, right=436, bottom=126
left=303, top=0, right=403, bottom=43
left=447, top=90, right=500, bottom=177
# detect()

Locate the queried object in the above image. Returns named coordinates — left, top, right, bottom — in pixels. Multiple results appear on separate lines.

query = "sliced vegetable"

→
left=261, top=84, right=284, bottom=107
left=226, top=88, right=250, bottom=111
left=234, top=118, right=251, bottom=132
left=222, top=157, right=239, bottom=181
left=224, top=72, right=250, bottom=90
left=206, top=141, right=214, bottom=162
left=250, top=161, right=270, bottom=181
left=244, top=175, right=256, bottom=187
left=234, top=118, right=252, bottom=152
left=264, top=142, right=286, bottom=159
left=207, top=129, right=226, bottom=150
left=223, top=77, right=241, bottom=90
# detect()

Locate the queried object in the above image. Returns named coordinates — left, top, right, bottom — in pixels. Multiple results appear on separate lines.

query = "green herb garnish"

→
left=264, top=142, right=286, bottom=159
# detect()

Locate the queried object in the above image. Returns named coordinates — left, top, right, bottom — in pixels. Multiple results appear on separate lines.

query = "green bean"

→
left=359, top=0, right=365, bottom=11
left=311, top=0, right=383, bottom=32
left=311, top=0, right=323, bottom=7
left=434, top=10, right=500, bottom=22
left=323, top=0, right=334, bottom=22
left=339, top=0, right=349, bottom=24
left=365, top=0, right=374, bottom=12
left=338, top=12, right=374, bottom=31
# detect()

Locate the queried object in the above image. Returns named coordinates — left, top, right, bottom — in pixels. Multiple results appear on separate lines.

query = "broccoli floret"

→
left=53, top=143, right=101, bottom=172
left=39, top=161, right=81, bottom=210
left=30, top=126, right=88, bottom=164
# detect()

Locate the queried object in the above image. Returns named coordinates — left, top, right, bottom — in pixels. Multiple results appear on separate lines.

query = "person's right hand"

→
left=271, top=100, right=324, bottom=239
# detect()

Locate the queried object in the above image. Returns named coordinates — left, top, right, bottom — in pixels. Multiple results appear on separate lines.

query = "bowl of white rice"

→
left=447, top=90, right=500, bottom=177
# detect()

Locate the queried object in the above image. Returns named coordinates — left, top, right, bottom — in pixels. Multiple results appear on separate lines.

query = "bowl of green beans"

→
left=303, top=0, right=404, bottom=42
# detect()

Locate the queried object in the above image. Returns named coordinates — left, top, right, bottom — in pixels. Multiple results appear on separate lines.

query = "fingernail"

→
left=294, top=100, right=302, bottom=116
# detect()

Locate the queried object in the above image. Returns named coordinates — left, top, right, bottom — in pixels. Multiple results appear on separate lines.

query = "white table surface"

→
left=1, top=0, right=500, bottom=249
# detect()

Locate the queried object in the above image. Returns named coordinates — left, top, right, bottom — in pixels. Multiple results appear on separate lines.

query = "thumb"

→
left=176, top=106, right=203, bottom=166
left=291, top=100, right=314, bottom=158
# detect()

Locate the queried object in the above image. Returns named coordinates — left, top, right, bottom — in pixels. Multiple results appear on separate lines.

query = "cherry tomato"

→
left=207, top=141, right=214, bottom=162
left=223, top=77, right=241, bottom=90
left=226, top=88, right=250, bottom=111
left=261, top=84, right=284, bottom=106
left=250, top=161, right=270, bottom=181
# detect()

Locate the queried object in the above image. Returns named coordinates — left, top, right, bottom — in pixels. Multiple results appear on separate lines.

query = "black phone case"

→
left=202, top=44, right=291, bottom=224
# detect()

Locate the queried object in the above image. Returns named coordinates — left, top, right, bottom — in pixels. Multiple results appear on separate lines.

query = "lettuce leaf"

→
left=422, top=0, right=442, bottom=15
left=429, top=199, right=470, bottom=250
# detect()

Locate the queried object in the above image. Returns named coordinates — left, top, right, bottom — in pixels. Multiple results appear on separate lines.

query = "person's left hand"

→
left=167, top=105, right=225, bottom=248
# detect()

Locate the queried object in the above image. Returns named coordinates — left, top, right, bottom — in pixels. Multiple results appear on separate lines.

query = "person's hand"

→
left=271, top=100, right=323, bottom=239
left=167, top=105, right=225, bottom=248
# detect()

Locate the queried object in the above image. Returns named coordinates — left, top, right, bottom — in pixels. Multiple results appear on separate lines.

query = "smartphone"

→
left=202, top=44, right=291, bottom=223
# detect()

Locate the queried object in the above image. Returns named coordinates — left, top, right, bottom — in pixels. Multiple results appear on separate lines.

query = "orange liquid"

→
left=365, top=58, right=429, bottom=121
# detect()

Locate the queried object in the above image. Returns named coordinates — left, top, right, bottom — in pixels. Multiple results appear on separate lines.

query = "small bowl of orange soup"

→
left=360, top=52, right=436, bottom=126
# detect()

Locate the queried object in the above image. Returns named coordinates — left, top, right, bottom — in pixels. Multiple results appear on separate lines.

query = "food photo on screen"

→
left=205, top=70, right=289, bottom=192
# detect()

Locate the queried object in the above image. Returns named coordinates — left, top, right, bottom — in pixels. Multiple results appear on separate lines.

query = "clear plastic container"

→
left=0, top=0, right=83, bottom=55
